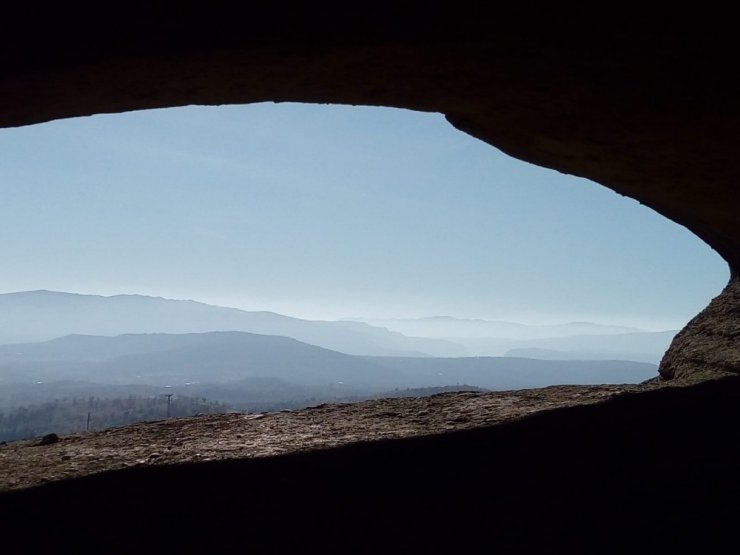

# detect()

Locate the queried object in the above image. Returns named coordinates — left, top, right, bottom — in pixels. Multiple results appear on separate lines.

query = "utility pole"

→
left=165, top=393, right=174, bottom=418
left=86, top=397, right=94, bottom=432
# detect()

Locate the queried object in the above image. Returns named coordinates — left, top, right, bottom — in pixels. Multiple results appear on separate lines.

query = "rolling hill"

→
left=0, top=290, right=464, bottom=357
left=0, top=331, right=657, bottom=391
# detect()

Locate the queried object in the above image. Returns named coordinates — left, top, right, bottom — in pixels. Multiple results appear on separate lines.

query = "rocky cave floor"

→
left=2, top=375, right=739, bottom=553
left=0, top=381, right=658, bottom=491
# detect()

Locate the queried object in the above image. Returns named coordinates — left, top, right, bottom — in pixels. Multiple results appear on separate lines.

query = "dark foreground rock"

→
left=1, top=378, right=738, bottom=553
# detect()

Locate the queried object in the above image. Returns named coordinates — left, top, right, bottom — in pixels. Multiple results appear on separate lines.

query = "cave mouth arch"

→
left=1, top=9, right=738, bottom=380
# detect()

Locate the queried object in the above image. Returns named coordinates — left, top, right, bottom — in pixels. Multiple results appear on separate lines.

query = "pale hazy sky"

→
left=0, top=103, right=729, bottom=329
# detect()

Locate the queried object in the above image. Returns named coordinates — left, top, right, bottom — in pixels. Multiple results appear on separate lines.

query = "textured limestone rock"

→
left=0, top=7, right=737, bottom=379
left=660, top=277, right=740, bottom=381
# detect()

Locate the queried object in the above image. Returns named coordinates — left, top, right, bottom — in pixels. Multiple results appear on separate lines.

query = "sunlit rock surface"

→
left=661, top=277, right=740, bottom=380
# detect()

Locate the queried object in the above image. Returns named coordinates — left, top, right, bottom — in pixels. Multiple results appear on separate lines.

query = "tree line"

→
left=0, top=395, right=232, bottom=442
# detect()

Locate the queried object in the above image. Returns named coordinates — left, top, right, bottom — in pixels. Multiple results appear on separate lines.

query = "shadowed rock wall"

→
left=0, top=6, right=737, bottom=378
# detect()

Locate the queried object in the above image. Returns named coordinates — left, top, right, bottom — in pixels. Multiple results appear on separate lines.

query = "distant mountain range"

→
left=344, top=316, right=677, bottom=363
left=0, top=290, right=464, bottom=357
left=0, top=331, right=398, bottom=387
left=0, top=290, right=676, bottom=364
left=0, top=331, right=657, bottom=391
left=343, top=315, right=647, bottom=339
left=501, top=330, right=678, bottom=362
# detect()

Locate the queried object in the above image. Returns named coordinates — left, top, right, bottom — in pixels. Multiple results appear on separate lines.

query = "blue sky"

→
left=0, top=103, right=729, bottom=329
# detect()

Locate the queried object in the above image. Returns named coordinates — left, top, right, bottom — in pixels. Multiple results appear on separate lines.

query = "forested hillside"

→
left=0, top=395, right=231, bottom=442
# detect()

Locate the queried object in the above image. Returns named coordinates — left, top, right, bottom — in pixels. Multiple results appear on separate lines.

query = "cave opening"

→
left=0, top=102, right=729, bottom=443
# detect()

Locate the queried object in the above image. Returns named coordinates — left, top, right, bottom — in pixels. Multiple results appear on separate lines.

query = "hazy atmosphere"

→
left=0, top=102, right=730, bottom=441
left=0, top=102, right=729, bottom=329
